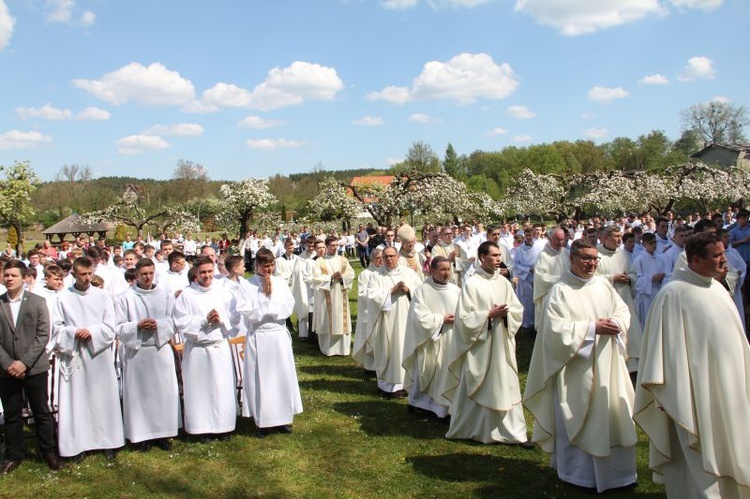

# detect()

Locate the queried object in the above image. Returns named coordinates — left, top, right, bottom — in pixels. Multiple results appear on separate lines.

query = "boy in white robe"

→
left=445, top=242, right=531, bottom=446
left=173, top=256, right=238, bottom=441
left=635, top=232, right=750, bottom=498
left=402, top=256, right=459, bottom=419
left=51, top=257, right=124, bottom=459
left=524, top=239, right=637, bottom=492
left=162, top=251, right=189, bottom=298
left=290, top=236, right=317, bottom=339
left=312, top=236, right=355, bottom=356
left=633, top=233, right=667, bottom=326
left=513, top=230, right=540, bottom=330
left=115, top=258, right=179, bottom=451
left=235, top=248, right=302, bottom=437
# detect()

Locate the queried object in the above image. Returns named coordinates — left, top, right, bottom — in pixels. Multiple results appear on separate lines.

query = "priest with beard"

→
left=402, top=256, right=460, bottom=419
left=635, top=232, right=750, bottom=497
left=365, top=245, right=422, bottom=398
left=445, top=241, right=531, bottom=447
left=524, top=239, right=636, bottom=492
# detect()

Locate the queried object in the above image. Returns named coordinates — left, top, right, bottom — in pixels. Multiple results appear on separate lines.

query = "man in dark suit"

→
left=0, top=260, right=61, bottom=473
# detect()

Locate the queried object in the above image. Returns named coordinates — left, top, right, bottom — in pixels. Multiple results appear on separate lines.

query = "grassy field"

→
left=0, top=257, right=666, bottom=498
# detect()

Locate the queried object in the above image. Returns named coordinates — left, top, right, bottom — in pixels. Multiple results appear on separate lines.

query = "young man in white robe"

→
left=524, top=239, right=637, bottom=493
left=365, top=245, right=422, bottom=397
left=635, top=232, right=750, bottom=498
left=312, top=236, right=355, bottom=356
left=533, top=228, right=569, bottom=334
left=162, top=250, right=189, bottom=298
left=290, top=236, right=317, bottom=340
left=661, top=225, right=688, bottom=285
left=595, top=225, right=642, bottom=382
left=115, top=258, right=179, bottom=451
left=444, top=241, right=531, bottom=446
left=633, top=233, right=667, bottom=326
left=352, top=248, right=383, bottom=373
left=402, top=256, right=459, bottom=419
left=513, top=230, right=540, bottom=331
left=50, top=257, right=124, bottom=459
left=173, top=256, right=238, bottom=442
left=235, top=248, right=303, bottom=437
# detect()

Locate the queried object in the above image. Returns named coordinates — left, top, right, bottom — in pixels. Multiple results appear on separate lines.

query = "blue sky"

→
left=0, top=0, right=746, bottom=181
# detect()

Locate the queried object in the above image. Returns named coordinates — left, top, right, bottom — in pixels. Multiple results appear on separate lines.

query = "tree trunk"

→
left=13, top=222, right=23, bottom=257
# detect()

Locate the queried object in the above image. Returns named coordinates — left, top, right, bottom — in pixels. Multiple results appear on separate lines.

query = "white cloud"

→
left=353, top=116, right=384, bottom=126
left=248, top=61, right=344, bottom=111
left=639, top=74, right=668, bottom=85
left=80, top=10, right=95, bottom=27
left=513, top=0, right=665, bottom=36
left=17, top=103, right=72, bottom=120
left=0, top=130, right=52, bottom=149
left=678, top=56, right=716, bottom=81
left=247, top=138, right=306, bottom=150
left=145, top=123, right=204, bottom=137
left=711, top=96, right=730, bottom=104
left=668, top=0, right=723, bottom=11
left=199, top=82, right=252, bottom=108
left=0, top=0, right=15, bottom=51
left=506, top=105, right=535, bottom=119
left=487, top=127, right=508, bottom=136
left=381, top=0, right=418, bottom=9
left=369, top=53, right=519, bottom=105
left=408, top=113, right=440, bottom=124
left=237, top=116, right=284, bottom=129
left=512, top=134, right=532, bottom=143
left=428, top=0, right=491, bottom=7
left=585, top=127, right=609, bottom=139
left=116, top=134, right=170, bottom=155
left=588, top=86, right=629, bottom=103
left=72, top=62, right=196, bottom=106
left=75, top=107, right=110, bottom=120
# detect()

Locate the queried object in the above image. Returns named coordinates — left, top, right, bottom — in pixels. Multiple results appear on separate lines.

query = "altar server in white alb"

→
left=635, top=232, right=750, bottom=498
left=402, top=256, right=459, bottom=419
left=290, top=236, right=317, bottom=340
left=312, top=236, right=355, bottom=356
left=352, top=248, right=382, bottom=373
left=445, top=242, right=531, bottom=446
left=365, top=245, right=423, bottom=398
left=51, top=257, right=124, bottom=459
left=115, top=258, right=179, bottom=451
left=236, top=248, right=302, bottom=437
left=524, top=239, right=637, bottom=493
left=173, top=256, right=238, bottom=441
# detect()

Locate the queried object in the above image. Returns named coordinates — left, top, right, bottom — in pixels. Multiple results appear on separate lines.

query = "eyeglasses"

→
left=574, top=255, right=601, bottom=263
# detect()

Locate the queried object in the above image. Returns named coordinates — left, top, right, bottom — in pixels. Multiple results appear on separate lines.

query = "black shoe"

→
left=154, top=439, right=172, bottom=451
left=103, top=449, right=117, bottom=460
left=200, top=435, right=214, bottom=444
left=134, top=441, right=151, bottom=452
left=256, top=428, right=269, bottom=439
left=0, top=459, right=21, bottom=474
left=391, top=389, right=408, bottom=399
left=518, top=440, right=536, bottom=450
left=276, top=425, right=293, bottom=434
left=42, top=452, right=64, bottom=471
left=217, top=433, right=231, bottom=442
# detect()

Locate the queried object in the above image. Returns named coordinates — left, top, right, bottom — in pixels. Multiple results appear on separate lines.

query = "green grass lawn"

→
left=0, top=257, right=666, bottom=498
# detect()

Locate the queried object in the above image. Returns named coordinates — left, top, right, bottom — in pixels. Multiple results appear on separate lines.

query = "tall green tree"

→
left=443, top=143, right=462, bottom=178
left=681, top=101, right=748, bottom=145
left=0, top=161, right=41, bottom=254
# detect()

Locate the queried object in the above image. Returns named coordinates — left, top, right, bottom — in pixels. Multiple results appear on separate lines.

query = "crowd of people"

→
left=1, top=208, right=749, bottom=497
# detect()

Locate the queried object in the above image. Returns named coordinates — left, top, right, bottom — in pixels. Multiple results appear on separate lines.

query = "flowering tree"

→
left=307, top=176, right=362, bottom=228
left=499, top=169, right=581, bottom=222
left=0, top=161, right=41, bottom=253
left=80, top=200, right=201, bottom=238
left=218, top=177, right=278, bottom=237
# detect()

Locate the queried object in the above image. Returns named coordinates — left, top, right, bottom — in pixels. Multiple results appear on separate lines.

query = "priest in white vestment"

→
left=524, top=239, right=637, bottom=492
left=485, top=225, right=513, bottom=280
left=51, top=257, right=125, bottom=458
left=236, top=248, right=302, bottom=436
left=533, top=228, right=569, bottom=330
left=635, top=232, right=750, bottom=498
left=402, top=256, right=460, bottom=419
left=633, top=233, right=667, bottom=325
left=513, top=230, right=540, bottom=329
left=115, top=258, right=179, bottom=450
left=290, top=236, right=317, bottom=340
left=720, top=228, right=747, bottom=330
left=430, top=227, right=459, bottom=286
left=445, top=242, right=531, bottom=446
left=352, top=249, right=382, bottom=372
left=173, top=256, right=238, bottom=440
left=312, top=236, right=355, bottom=356
left=397, top=225, right=427, bottom=281
left=365, top=246, right=423, bottom=397
left=596, top=225, right=642, bottom=380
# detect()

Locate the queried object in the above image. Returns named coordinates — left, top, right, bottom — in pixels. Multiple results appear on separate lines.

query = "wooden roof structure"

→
left=41, top=213, right=113, bottom=243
